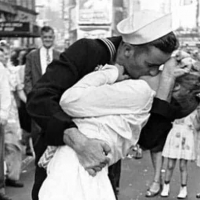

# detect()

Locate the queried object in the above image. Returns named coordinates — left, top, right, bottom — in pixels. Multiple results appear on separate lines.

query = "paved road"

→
left=6, top=156, right=35, bottom=200
left=119, top=153, right=200, bottom=200
left=6, top=151, right=200, bottom=200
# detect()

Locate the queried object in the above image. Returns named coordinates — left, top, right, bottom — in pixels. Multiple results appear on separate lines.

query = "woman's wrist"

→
left=156, top=76, right=175, bottom=102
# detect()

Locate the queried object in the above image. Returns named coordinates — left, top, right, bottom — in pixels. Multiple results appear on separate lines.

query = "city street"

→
left=6, top=151, right=200, bottom=200
left=1, top=1, right=200, bottom=200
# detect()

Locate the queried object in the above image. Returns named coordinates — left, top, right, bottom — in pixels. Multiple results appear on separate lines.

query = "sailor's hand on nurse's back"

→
left=115, top=63, right=130, bottom=82
left=63, top=128, right=111, bottom=176
left=79, top=138, right=111, bottom=176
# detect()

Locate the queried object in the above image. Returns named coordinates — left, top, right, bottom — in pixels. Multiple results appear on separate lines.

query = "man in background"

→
left=24, top=26, right=60, bottom=153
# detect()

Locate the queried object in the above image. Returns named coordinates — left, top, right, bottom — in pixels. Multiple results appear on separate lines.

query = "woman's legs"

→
left=0, top=125, right=12, bottom=200
left=161, top=158, right=176, bottom=197
left=4, top=143, right=23, bottom=185
left=164, top=158, right=177, bottom=182
left=0, top=125, right=5, bottom=190
left=177, top=159, right=188, bottom=198
left=179, top=159, right=188, bottom=186
left=146, top=151, right=163, bottom=197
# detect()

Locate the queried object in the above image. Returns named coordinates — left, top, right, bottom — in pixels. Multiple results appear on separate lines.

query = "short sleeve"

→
left=150, top=98, right=179, bottom=121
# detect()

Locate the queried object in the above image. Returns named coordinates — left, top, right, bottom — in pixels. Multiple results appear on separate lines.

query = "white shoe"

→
left=161, top=183, right=170, bottom=197
left=177, top=186, right=187, bottom=199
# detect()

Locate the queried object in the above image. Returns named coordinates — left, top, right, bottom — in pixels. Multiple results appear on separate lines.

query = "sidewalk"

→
left=6, top=155, right=35, bottom=200
left=6, top=151, right=200, bottom=200
left=119, top=151, right=200, bottom=200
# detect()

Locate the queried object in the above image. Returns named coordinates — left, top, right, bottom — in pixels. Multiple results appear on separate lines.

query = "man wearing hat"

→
left=27, top=10, right=186, bottom=200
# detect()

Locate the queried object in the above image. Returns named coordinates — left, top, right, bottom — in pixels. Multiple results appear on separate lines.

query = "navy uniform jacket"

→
left=26, top=36, right=179, bottom=160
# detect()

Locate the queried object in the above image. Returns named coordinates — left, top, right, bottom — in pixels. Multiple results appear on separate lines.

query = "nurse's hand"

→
left=115, top=63, right=130, bottom=82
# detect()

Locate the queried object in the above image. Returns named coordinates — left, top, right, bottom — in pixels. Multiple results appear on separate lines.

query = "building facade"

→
left=0, top=0, right=40, bottom=47
left=62, top=0, right=141, bottom=46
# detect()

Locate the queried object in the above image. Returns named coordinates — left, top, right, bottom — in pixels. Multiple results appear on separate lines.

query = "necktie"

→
left=46, top=49, right=51, bottom=65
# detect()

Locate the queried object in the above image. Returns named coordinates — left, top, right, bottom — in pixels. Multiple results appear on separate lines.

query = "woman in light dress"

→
left=4, top=48, right=26, bottom=186
left=193, top=105, right=200, bottom=198
left=161, top=111, right=198, bottom=199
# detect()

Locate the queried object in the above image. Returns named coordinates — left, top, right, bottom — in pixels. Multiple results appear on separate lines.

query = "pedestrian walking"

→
left=3, top=45, right=27, bottom=188
left=0, top=46, right=12, bottom=200
left=193, top=105, right=200, bottom=198
left=17, top=48, right=34, bottom=157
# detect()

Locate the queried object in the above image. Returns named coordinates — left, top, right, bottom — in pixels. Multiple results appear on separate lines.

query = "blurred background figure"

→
left=2, top=44, right=26, bottom=188
left=17, top=48, right=35, bottom=157
left=0, top=45, right=12, bottom=200
left=193, top=105, right=200, bottom=198
left=24, top=26, right=60, bottom=154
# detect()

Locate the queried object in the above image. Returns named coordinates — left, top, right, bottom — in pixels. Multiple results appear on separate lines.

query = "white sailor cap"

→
left=117, top=10, right=175, bottom=45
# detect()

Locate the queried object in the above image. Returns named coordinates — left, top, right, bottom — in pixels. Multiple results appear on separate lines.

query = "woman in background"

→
left=17, top=48, right=34, bottom=157
left=193, top=105, right=200, bottom=198
left=4, top=47, right=26, bottom=188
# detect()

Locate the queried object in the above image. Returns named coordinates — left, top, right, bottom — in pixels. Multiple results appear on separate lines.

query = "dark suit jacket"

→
left=24, top=48, right=60, bottom=95
left=24, top=48, right=60, bottom=140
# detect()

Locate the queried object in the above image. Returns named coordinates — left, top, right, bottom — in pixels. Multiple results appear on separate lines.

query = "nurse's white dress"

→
left=39, top=65, right=155, bottom=200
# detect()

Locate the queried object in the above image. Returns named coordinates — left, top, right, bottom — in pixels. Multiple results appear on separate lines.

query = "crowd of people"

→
left=0, top=41, right=35, bottom=200
left=1, top=9, right=200, bottom=200
left=0, top=25, right=58, bottom=200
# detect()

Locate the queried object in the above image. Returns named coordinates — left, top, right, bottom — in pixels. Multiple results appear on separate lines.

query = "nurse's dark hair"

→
left=170, top=62, right=200, bottom=118
left=0, top=47, right=4, bottom=53
left=176, top=61, right=200, bottom=91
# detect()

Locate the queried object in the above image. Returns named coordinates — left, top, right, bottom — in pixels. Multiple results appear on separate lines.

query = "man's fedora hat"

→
left=117, top=10, right=175, bottom=45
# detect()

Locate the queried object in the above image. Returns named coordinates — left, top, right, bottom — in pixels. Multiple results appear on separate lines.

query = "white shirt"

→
left=60, top=64, right=155, bottom=160
left=40, top=46, right=53, bottom=75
